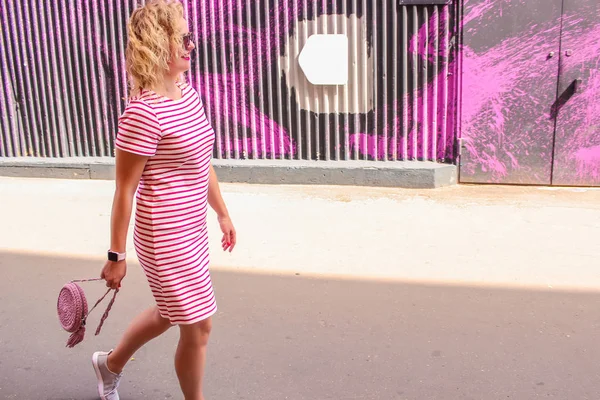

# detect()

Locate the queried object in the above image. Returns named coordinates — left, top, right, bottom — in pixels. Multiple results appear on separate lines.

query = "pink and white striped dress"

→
left=115, top=81, right=217, bottom=325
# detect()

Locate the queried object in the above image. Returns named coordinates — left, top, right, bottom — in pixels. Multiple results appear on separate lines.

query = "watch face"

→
left=108, top=252, right=118, bottom=262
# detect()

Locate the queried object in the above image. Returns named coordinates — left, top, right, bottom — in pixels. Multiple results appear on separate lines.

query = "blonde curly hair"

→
left=125, top=0, right=186, bottom=96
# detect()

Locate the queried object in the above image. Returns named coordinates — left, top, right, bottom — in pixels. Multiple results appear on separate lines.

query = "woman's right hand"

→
left=101, top=260, right=127, bottom=289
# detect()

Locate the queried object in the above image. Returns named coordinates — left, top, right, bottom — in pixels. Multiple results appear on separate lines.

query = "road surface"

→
left=0, top=177, right=599, bottom=399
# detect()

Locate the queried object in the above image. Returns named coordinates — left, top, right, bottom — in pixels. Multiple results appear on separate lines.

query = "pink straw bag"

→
left=56, top=278, right=119, bottom=348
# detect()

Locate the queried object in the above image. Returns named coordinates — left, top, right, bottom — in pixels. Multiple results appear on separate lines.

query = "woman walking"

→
left=92, top=1, right=236, bottom=399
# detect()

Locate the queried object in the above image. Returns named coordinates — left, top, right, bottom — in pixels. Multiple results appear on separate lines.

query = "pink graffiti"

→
left=188, top=1, right=458, bottom=161
left=460, top=0, right=562, bottom=181
left=574, top=146, right=600, bottom=181
left=552, top=16, right=600, bottom=183
left=460, top=0, right=600, bottom=184
left=347, top=8, right=457, bottom=162
left=197, top=72, right=295, bottom=158
left=191, top=0, right=293, bottom=158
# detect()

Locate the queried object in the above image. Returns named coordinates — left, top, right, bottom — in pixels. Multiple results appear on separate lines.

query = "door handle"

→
left=573, top=78, right=583, bottom=93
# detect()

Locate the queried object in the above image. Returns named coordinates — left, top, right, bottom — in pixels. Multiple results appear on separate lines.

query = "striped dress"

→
left=115, top=81, right=217, bottom=325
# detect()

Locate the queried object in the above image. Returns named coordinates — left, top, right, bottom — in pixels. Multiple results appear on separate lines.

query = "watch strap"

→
left=107, top=250, right=126, bottom=262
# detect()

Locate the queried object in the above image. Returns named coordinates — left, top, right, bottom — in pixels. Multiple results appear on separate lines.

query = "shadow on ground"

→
left=1, top=251, right=599, bottom=400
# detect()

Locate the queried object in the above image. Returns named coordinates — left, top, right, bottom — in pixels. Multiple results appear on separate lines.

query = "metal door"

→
left=459, top=0, right=600, bottom=187
left=551, top=0, right=600, bottom=186
left=459, top=0, right=564, bottom=185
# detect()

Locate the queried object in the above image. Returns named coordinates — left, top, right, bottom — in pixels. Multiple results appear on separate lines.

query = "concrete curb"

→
left=0, top=157, right=457, bottom=188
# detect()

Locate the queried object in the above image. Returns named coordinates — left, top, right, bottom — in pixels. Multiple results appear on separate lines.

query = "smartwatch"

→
left=107, top=250, right=126, bottom=262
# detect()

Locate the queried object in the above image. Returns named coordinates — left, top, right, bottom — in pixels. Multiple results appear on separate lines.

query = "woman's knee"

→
left=179, top=317, right=212, bottom=346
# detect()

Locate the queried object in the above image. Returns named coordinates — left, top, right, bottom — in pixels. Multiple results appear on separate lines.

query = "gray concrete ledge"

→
left=0, top=157, right=457, bottom=188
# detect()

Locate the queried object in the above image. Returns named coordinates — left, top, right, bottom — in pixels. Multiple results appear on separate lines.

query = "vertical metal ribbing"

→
left=321, top=0, right=331, bottom=161
left=263, top=0, right=275, bottom=160
left=411, top=6, right=418, bottom=160
left=199, top=0, right=213, bottom=133
left=381, top=0, right=388, bottom=161
left=455, top=0, right=463, bottom=165
left=85, top=0, right=106, bottom=156
left=0, top=21, right=11, bottom=156
left=115, top=1, right=127, bottom=111
left=11, top=0, right=37, bottom=157
left=0, top=1, right=19, bottom=156
left=106, top=0, right=122, bottom=148
left=67, top=1, right=90, bottom=156
left=422, top=7, right=429, bottom=161
left=365, top=1, right=380, bottom=161
left=0, top=0, right=457, bottom=164
left=282, top=0, right=294, bottom=160
left=292, top=0, right=303, bottom=160
left=235, top=0, right=248, bottom=159
left=341, top=0, right=350, bottom=161
left=23, top=0, right=47, bottom=156
left=361, top=0, right=368, bottom=160
left=391, top=0, right=399, bottom=161
left=208, top=0, right=222, bottom=158
left=371, top=0, right=378, bottom=161
left=0, top=65, right=9, bottom=156
left=351, top=0, right=359, bottom=161
left=77, top=0, right=100, bottom=156
left=274, top=0, right=285, bottom=160
left=227, top=0, right=240, bottom=160
left=27, top=0, right=53, bottom=157
left=311, top=1, right=319, bottom=159
left=217, top=1, right=231, bottom=159
left=253, top=0, right=266, bottom=159
left=440, top=5, right=450, bottom=162
left=401, top=5, right=408, bottom=161
left=51, top=2, right=75, bottom=156
left=97, top=0, right=112, bottom=156
left=302, top=0, right=311, bottom=160
left=332, top=0, right=340, bottom=161
left=431, top=5, right=439, bottom=161
left=244, top=0, right=258, bottom=159
left=37, top=0, right=62, bottom=157
left=57, top=1, right=83, bottom=156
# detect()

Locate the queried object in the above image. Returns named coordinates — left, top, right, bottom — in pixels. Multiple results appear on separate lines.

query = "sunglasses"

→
left=182, top=32, right=194, bottom=49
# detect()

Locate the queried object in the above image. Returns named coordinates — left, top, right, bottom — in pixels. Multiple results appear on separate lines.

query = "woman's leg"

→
left=175, top=317, right=213, bottom=400
left=107, top=306, right=173, bottom=373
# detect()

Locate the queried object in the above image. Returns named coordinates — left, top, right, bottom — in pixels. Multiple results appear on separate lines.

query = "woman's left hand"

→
left=218, top=215, right=236, bottom=252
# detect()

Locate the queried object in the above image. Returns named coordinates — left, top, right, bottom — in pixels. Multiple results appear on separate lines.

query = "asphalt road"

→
left=1, top=251, right=599, bottom=400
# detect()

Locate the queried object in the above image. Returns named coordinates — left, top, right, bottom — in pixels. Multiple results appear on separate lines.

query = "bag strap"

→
left=71, top=278, right=119, bottom=335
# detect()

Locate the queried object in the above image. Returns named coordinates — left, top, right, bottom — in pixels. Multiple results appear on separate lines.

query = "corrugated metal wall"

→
left=0, top=0, right=458, bottom=162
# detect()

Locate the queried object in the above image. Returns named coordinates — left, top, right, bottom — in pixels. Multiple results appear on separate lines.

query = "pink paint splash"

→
left=461, top=0, right=600, bottom=185
left=191, top=1, right=296, bottom=159
left=190, top=0, right=460, bottom=161
left=573, top=146, right=600, bottom=181
left=460, top=1, right=562, bottom=182
left=347, top=9, right=457, bottom=162
left=551, top=12, right=600, bottom=184
left=197, top=72, right=295, bottom=158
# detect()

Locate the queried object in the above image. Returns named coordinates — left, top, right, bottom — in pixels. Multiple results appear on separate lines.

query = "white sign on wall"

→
left=298, top=34, right=349, bottom=86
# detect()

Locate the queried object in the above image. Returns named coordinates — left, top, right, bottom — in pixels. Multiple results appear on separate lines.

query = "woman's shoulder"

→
left=119, top=96, right=159, bottom=124
left=124, top=96, right=155, bottom=112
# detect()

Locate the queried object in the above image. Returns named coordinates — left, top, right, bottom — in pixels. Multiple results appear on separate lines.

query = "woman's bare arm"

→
left=207, top=164, right=236, bottom=252
left=101, top=149, right=148, bottom=289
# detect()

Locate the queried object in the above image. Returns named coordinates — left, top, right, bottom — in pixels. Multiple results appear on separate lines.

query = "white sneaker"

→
left=92, top=350, right=122, bottom=400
